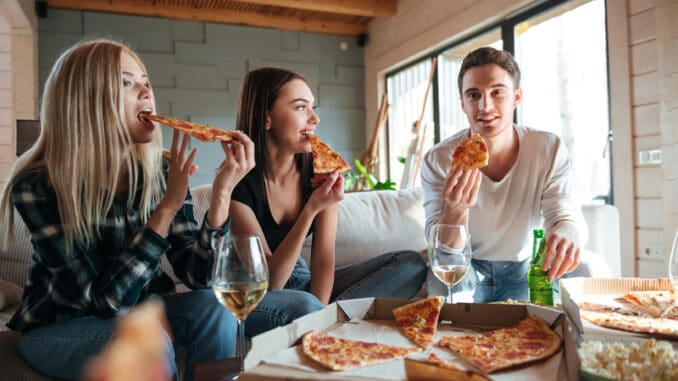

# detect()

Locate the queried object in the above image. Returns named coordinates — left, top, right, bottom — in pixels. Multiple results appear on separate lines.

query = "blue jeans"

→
left=428, top=258, right=531, bottom=303
left=17, top=290, right=237, bottom=381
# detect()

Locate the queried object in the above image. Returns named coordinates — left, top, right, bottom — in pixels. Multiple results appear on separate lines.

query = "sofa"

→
left=0, top=185, right=620, bottom=380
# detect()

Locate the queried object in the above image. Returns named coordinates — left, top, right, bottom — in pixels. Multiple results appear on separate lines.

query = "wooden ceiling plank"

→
left=47, top=0, right=368, bottom=35
left=230, top=0, right=396, bottom=17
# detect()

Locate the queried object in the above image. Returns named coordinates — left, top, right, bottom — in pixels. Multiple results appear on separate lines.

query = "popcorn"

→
left=579, top=339, right=678, bottom=381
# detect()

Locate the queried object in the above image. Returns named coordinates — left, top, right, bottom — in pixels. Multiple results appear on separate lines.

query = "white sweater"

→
left=421, top=125, right=588, bottom=262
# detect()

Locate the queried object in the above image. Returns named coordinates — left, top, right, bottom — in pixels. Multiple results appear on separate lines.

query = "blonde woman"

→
left=0, top=39, right=254, bottom=381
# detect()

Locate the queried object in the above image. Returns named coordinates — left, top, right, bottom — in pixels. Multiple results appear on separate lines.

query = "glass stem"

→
left=447, top=286, right=453, bottom=304
left=237, top=319, right=246, bottom=373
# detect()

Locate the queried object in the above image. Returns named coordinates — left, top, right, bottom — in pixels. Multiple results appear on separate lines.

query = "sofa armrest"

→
left=0, top=280, right=21, bottom=311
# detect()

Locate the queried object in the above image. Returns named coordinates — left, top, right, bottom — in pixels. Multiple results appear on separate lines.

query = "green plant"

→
left=344, top=159, right=397, bottom=191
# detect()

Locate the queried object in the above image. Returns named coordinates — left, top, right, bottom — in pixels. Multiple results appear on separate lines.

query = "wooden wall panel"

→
left=628, top=0, right=654, bottom=15
left=632, top=71, right=659, bottom=105
left=629, top=8, right=655, bottom=45
left=637, top=258, right=666, bottom=277
left=630, top=39, right=656, bottom=75
left=637, top=228, right=664, bottom=260
left=636, top=198, right=664, bottom=229
left=636, top=166, right=663, bottom=198
left=633, top=103, right=660, bottom=136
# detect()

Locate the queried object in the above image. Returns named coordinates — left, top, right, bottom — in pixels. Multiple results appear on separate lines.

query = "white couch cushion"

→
left=301, top=188, right=427, bottom=268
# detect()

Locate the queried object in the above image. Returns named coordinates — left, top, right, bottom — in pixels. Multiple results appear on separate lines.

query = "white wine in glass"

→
left=211, top=235, right=268, bottom=379
left=428, top=224, right=472, bottom=303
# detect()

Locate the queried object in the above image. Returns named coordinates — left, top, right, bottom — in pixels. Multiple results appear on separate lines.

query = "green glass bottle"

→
left=528, top=229, right=554, bottom=306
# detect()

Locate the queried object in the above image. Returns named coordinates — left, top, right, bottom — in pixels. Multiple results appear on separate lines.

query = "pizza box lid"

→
left=560, top=277, right=673, bottom=337
left=240, top=297, right=578, bottom=381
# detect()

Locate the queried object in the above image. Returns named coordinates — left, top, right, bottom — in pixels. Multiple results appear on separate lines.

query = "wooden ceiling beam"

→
left=47, top=0, right=368, bottom=36
left=231, top=0, right=397, bottom=18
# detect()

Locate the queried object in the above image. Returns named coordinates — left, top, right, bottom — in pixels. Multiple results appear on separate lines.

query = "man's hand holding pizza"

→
left=439, top=165, right=482, bottom=225
left=542, top=220, right=582, bottom=279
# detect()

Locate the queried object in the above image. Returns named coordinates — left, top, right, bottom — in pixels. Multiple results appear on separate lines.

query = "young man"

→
left=421, top=47, right=588, bottom=302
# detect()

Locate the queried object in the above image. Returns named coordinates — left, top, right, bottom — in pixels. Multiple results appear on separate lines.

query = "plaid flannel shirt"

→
left=7, top=168, right=228, bottom=331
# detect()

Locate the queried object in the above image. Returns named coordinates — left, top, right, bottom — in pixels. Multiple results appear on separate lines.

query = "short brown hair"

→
left=457, top=47, right=521, bottom=93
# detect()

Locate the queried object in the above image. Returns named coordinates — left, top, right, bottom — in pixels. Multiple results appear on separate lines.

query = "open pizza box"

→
left=560, top=277, right=675, bottom=338
left=559, top=278, right=678, bottom=380
left=239, top=298, right=580, bottom=381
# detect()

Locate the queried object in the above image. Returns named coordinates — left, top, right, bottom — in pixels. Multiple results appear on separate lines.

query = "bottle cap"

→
left=533, top=229, right=544, bottom=238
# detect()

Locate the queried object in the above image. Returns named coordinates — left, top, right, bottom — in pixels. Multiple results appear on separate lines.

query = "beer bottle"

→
left=528, top=229, right=554, bottom=306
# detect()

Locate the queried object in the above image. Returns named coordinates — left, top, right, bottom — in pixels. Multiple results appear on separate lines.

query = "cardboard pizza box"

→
left=239, top=298, right=579, bottom=381
left=560, top=277, right=674, bottom=337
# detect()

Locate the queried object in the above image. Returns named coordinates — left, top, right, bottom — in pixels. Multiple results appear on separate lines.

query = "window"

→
left=386, top=60, right=434, bottom=187
left=385, top=0, right=611, bottom=203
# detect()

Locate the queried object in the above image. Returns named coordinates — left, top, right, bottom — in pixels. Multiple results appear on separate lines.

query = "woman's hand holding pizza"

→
left=307, top=170, right=344, bottom=215
left=543, top=221, right=582, bottom=279
left=160, top=131, right=198, bottom=214
left=207, top=131, right=255, bottom=229
left=212, top=130, right=255, bottom=198
left=440, top=165, right=482, bottom=224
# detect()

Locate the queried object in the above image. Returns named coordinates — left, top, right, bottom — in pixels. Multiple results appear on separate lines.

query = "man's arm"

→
left=541, top=137, right=589, bottom=279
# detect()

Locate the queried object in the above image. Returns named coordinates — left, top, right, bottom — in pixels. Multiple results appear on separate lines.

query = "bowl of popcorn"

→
left=578, top=338, right=678, bottom=381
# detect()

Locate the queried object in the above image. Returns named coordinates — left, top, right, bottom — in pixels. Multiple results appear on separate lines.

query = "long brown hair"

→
left=235, top=67, right=312, bottom=186
left=0, top=39, right=164, bottom=250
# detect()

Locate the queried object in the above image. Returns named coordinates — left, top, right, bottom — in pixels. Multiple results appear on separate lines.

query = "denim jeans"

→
left=17, top=289, right=237, bottom=381
left=427, top=258, right=531, bottom=303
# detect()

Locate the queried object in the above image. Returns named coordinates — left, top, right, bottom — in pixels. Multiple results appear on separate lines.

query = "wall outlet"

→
left=640, top=246, right=664, bottom=258
left=638, top=149, right=662, bottom=165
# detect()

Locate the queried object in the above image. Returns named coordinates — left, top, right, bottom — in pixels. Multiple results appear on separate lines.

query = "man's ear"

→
left=513, top=87, right=523, bottom=107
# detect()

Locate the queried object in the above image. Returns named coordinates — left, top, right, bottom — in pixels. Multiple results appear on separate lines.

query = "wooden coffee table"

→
left=193, top=357, right=240, bottom=381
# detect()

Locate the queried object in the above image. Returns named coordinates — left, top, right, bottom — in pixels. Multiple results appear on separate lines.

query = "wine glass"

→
left=428, top=224, right=472, bottom=304
left=211, top=235, right=269, bottom=378
left=669, top=226, right=678, bottom=292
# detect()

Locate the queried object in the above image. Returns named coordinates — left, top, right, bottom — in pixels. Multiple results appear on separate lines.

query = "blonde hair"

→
left=0, top=39, right=165, bottom=250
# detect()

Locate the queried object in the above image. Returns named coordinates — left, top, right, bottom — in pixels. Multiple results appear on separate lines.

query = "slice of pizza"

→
left=405, top=353, right=491, bottom=381
left=437, top=316, right=561, bottom=373
left=309, top=134, right=352, bottom=174
left=392, top=296, right=444, bottom=349
left=83, top=300, right=170, bottom=381
left=138, top=112, right=235, bottom=142
left=578, top=302, right=678, bottom=337
left=301, top=330, right=420, bottom=371
left=623, top=290, right=678, bottom=319
left=451, top=134, right=489, bottom=170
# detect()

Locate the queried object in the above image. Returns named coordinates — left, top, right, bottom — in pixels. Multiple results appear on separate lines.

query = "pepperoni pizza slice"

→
left=437, top=316, right=561, bottom=373
left=451, top=134, right=489, bottom=170
left=301, top=330, right=420, bottom=371
left=393, top=296, right=444, bottom=349
left=309, top=134, right=352, bottom=174
left=622, top=290, right=678, bottom=319
left=138, top=112, right=235, bottom=142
